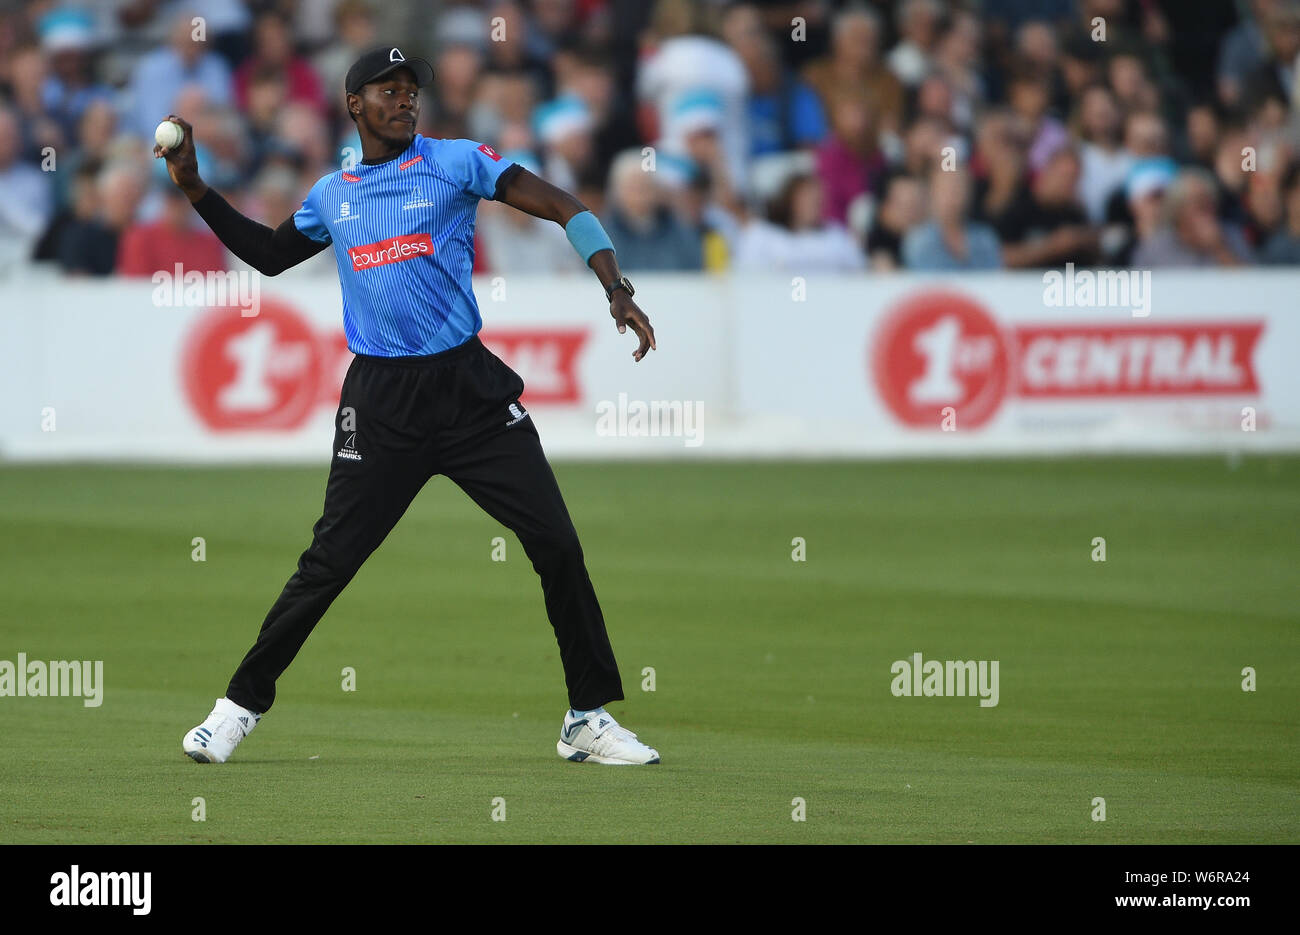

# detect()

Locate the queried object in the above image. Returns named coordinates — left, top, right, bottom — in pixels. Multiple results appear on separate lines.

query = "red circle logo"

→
left=182, top=300, right=324, bottom=431
left=871, top=291, right=1010, bottom=429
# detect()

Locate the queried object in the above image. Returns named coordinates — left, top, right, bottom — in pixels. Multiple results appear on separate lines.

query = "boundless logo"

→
left=348, top=233, right=434, bottom=269
left=50, top=866, right=151, bottom=915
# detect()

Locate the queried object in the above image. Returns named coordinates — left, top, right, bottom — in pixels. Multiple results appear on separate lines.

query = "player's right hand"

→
left=153, top=115, right=203, bottom=195
left=610, top=290, right=656, bottom=362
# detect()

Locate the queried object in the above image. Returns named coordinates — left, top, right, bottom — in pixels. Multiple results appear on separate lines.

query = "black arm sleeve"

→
left=492, top=163, right=524, bottom=202
left=191, top=187, right=329, bottom=276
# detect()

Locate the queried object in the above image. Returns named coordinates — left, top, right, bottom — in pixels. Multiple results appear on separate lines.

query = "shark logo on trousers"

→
left=336, top=432, right=362, bottom=461
left=506, top=402, right=529, bottom=427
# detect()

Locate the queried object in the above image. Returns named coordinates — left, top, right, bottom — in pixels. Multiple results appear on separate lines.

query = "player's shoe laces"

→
left=557, top=708, right=660, bottom=765
left=182, top=697, right=261, bottom=764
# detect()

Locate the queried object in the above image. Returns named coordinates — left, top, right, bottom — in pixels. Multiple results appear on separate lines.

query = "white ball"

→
left=154, top=120, right=184, bottom=150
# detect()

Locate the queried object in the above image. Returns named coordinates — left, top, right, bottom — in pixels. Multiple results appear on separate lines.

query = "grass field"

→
left=1, top=456, right=1297, bottom=843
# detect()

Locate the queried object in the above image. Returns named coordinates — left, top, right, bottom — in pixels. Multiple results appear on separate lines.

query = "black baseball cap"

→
left=345, top=46, right=434, bottom=95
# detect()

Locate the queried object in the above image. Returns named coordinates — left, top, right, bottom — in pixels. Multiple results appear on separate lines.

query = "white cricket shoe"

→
left=182, top=697, right=261, bottom=764
left=557, top=708, right=660, bottom=765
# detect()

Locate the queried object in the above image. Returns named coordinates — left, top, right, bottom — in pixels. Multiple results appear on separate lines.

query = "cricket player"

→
left=162, top=47, right=659, bottom=765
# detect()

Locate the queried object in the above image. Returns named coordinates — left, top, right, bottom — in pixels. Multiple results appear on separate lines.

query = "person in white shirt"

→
left=637, top=5, right=750, bottom=191
left=734, top=169, right=865, bottom=272
left=1075, top=84, right=1133, bottom=224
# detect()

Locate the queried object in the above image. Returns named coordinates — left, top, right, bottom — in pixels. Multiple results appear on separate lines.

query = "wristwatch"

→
left=605, top=276, right=634, bottom=301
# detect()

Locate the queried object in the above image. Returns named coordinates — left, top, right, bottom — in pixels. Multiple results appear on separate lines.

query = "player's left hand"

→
left=610, top=291, right=656, bottom=362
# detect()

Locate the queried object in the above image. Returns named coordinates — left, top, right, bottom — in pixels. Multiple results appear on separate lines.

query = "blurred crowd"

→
left=1, top=0, right=1299, bottom=279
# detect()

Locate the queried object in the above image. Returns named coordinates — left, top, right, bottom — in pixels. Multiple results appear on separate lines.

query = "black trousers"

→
left=224, top=336, right=624, bottom=714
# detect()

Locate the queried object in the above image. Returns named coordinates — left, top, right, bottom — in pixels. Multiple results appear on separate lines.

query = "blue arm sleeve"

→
left=565, top=210, right=616, bottom=264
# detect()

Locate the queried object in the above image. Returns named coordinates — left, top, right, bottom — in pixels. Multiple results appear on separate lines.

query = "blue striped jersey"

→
left=292, top=135, right=517, bottom=356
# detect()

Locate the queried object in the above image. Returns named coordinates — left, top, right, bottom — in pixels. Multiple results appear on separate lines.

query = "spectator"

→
left=661, top=89, right=743, bottom=223
left=934, top=9, right=986, bottom=131
left=888, top=0, right=945, bottom=88
left=1242, top=1, right=1300, bottom=108
left=0, top=104, right=53, bottom=245
left=1057, top=31, right=1105, bottom=102
left=995, top=146, right=1099, bottom=269
left=468, top=65, right=538, bottom=144
left=481, top=1, right=555, bottom=98
left=802, top=6, right=904, bottom=136
left=1118, top=158, right=1175, bottom=266
left=1006, top=61, right=1068, bottom=174
left=567, top=47, right=641, bottom=180
left=669, top=162, right=738, bottom=272
left=244, top=164, right=303, bottom=228
left=1212, top=124, right=1254, bottom=228
left=117, top=183, right=227, bottom=277
left=1088, top=155, right=1167, bottom=266
left=1133, top=167, right=1253, bottom=267
left=428, top=43, right=483, bottom=140
left=1106, top=49, right=1163, bottom=117
left=900, top=114, right=960, bottom=178
left=915, top=74, right=958, bottom=129
left=1121, top=110, right=1171, bottom=163
left=244, top=64, right=291, bottom=176
left=191, top=0, right=256, bottom=66
left=37, top=7, right=114, bottom=148
left=1014, top=19, right=1067, bottom=115
left=733, top=168, right=864, bottom=272
left=816, top=94, right=886, bottom=226
left=1241, top=164, right=1287, bottom=248
left=532, top=93, right=596, bottom=192
left=56, top=159, right=147, bottom=276
left=1095, top=109, right=1171, bottom=242
left=1261, top=162, right=1300, bottom=264
left=1218, top=0, right=1274, bottom=109
left=1185, top=101, right=1222, bottom=169
left=603, top=148, right=702, bottom=271
left=972, top=108, right=1029, bottom=236
left=313, top=0, right=379, bottom=117
left=903, top=166, right=1002, bottom=271
left=44, top=96, right=121, bottom=215
left=7, top=44, right=66, bottom=164
left=272, top=102, right=335, bottom=183
left=33, top=160, right=99, bottom=264
left=637, top=0, right=750, bottom=190
left=983, top=0, right=1075, bottom=40
left=721, top=3, right=827, bottom=158
left=175, top=85, right=248, bottom=191
left=866, top=171, right=925, bottom=270
left=234, top=10, right=328, bottom=120
left=1073, top=84, right=1131, bottom=224
left=126, top=9, right=233, bottom=140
